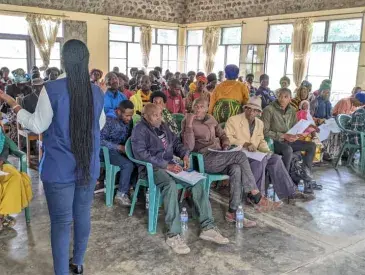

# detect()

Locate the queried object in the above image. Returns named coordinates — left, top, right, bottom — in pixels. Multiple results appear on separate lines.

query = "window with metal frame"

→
left=0, top=15, right=63, bottom=74
left=242, top=44, right=266, bottom=85
left=266, top=19, right=362, bottom=103
left=109, top=24, right=178, bottom=77
left=186, top=30, right=204, bottom=73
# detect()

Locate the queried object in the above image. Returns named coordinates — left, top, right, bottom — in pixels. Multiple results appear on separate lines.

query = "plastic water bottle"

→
left=267, top=184, right=274, bottom=201
left=298, top=180, right=305, bottom=193
left=145, top=188, right=149, bottom=209
left=181, top=207, right=188, bottom=231
left=236, top=205, right=244, bottom=229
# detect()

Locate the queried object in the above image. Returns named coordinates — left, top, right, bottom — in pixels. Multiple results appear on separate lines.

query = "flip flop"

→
left=310, top=181, right=323, bottom=190
left=2, top=216, right=16, bottom=228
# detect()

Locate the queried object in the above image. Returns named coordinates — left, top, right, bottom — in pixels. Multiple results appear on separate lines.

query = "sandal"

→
left=2, top=215, right=16, bottom=228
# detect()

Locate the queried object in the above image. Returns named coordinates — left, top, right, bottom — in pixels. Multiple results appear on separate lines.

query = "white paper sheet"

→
left=165, top=170, right=206, bottom=185
left=318, top=124, right=331, bottom=141
left=242, top=149, right=267, bottom=162
left=287, top=119, right=312, bottom=135
left=208, top=145, right=243, bottom=153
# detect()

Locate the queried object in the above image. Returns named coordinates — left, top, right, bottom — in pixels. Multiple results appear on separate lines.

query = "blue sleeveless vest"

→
left=40, top=78, right=104, bottom=184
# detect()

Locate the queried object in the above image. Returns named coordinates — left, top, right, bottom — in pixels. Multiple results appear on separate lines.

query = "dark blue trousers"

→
left=43, top=180, right=96, bottom=275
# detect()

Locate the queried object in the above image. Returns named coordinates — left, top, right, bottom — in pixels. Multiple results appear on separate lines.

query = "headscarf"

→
left=224, top=64, right=239, bottom=80
left=12, top=68, right=30, bottom=84
left=319, top=82, right=331, bottom=92
left=196, top=75, right=208, bottom=83
left=355, top=92, right=365, bottom=104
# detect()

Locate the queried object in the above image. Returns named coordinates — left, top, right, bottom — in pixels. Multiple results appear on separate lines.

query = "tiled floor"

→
left=1, top=162, right=364, bottom=275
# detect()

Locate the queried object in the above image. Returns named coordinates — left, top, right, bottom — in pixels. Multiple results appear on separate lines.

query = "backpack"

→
left=289, top=153, right=311, bottom=184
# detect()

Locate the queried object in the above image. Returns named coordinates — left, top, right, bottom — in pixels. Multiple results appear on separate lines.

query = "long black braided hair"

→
left=62, top=39, right=93, bottom=185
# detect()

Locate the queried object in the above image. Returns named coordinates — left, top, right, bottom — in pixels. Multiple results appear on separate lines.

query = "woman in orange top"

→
left=186, top=75, right=210, bottom=112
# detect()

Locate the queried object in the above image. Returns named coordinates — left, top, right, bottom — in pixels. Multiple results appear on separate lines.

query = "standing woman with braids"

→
left=0, top=40, right=105, bottom=275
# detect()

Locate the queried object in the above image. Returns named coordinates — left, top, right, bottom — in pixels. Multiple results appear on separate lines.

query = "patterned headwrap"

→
left=12, top=68, right=30, bottom=84
left=197, top=75, right=208, bottom=83
left=355, top=92, right=365, bottom=104
left=225, top=64, right=239, bottom=80
left=301, top=80, right=312, bottom=89
left=319, top=82, right=331, bottom=91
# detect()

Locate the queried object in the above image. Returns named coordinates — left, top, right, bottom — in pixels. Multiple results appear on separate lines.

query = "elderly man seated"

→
left=225, top=97, right=314, bottom=203
left=131, top=103, right=229, bottom=255
left=181, top=98, right=280, bottom=225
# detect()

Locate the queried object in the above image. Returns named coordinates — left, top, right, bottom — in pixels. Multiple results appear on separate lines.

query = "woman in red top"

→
left=186, top=75, right=210, bottom=112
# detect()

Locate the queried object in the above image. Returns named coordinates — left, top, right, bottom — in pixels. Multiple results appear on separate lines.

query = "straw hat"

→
left=245, top=96, right=262, bottom=112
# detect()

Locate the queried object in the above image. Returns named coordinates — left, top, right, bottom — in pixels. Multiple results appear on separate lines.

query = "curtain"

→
left=291, top=18, right=313, bottom=87
left=26, top=14, right=60, bottom=70
left=140, top=25, right=152, bottom=70
left=203, top=27, right=220, bottom=74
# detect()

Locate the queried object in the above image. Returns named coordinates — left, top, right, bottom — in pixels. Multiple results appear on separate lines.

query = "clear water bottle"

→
left=236, top=205, right=244, bottom=229
left=267, top=184, right=274, bottom=201
left=181, top=207, right=188, bottom=231
left=298, top=180, right=305, bottom=193
left=145, top=188, right=149, bottom=209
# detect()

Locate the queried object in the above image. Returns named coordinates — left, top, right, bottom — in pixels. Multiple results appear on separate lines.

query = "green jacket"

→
left=262, top=100, right=297, bottom=141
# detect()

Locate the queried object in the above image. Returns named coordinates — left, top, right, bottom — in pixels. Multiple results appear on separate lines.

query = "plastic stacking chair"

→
left=334, top=114, right=365, bottom=174
left=101, top=146, right=121, bottom=207
left=6, top=135, right=30, bottom=223
left=265, top=137, right=275, bottom=152
left=125, top=138, right=186, bottom=234
left=190, top=152, right=229, bottom=196
left=172, top=113, right=185, bottom=132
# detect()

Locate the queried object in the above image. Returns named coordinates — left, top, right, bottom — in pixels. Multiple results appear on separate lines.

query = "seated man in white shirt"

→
left=225, top=97, right=314, bottom=203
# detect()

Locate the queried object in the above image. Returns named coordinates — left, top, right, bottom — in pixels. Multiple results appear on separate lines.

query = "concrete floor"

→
left=1, top=162, right=365, bottom=275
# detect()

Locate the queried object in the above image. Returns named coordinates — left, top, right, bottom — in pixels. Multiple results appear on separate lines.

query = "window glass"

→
left=222, top=27, right=241, bottom=44
left=127, top=43, right=142, bottom=68
left=0, top=15, right=28, bottom=35
left=186, top=46, right=199, bottom=72
left=266, top=45, right=286, bottom=90
left=226, top=45, right=240, bottom=67
left=199, top=46, right=204, bottom=72
left=110, top=42, right=127, bottom=58
left=0, top=39, right=27, bottom=70
left=311, top=21, right=325, bottom=42
left=149, top=44, right=161, bottom=68
left=269, top=24, right=293, bottom=43
left=307, top=44, right=332, bottom=77
left=168, top=61, right=177, bottom=73
left=328, top=19, right=362, bottom=42
left=187, top=30, right=203, bottom=45
left=134, top=26, right=140, bottom=43
left=169, top=45, right=177, bottom=60
left=109, top=24, right=133, bottom=41
left=157, top=29, right=177, bottom=44
left=163, top=45, right=168, bottom=60
left=287, top=45, right=293, bottom=75
left=331, top=43, right=360, bottom=103
left=110, top=59, right=126, bottom=74
left=213, top=46, right=225, bottom=73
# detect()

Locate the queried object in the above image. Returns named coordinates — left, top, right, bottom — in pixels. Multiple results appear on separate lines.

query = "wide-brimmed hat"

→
left=31, top=78, right=44, bottom=86
left=245, top=96, right=262, bottom=112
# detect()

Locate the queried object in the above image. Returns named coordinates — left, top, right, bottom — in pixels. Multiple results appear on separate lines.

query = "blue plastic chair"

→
left=125, top=138, right=187, bottom=234
left=190, top=152, right=229, bottom=195
left=101, top=146, right=121, bottom=207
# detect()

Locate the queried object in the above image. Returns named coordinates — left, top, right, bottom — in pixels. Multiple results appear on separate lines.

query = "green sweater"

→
left=262, top=100, right=297, bottom=141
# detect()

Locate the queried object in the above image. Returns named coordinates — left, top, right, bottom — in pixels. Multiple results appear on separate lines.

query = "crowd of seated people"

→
left=0, top=61, right=364, bottom=253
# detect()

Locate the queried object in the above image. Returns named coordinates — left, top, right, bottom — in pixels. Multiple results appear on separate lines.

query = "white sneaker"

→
left=166, top=235, right=191, bottom=254
left=115, top=192, right=131, bottom=206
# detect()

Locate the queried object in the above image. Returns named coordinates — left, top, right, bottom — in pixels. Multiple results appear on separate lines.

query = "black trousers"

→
left=273, top=140, right=316, bottom=171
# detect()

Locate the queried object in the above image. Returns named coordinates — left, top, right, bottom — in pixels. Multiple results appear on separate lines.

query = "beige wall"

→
left=0, top=4, right=364, bottom=87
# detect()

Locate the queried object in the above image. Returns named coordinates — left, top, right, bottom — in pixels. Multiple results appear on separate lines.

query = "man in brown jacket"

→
left=181, top=98, right=280, bottom=225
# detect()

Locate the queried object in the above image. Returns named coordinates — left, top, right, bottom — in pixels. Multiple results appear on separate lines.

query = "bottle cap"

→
left=182, top=207, right=187, bottom=211
left=238, top=205, right=243, bottom=209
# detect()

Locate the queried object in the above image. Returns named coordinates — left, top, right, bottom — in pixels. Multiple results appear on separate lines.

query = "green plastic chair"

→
left=6, top=136, right=30, bottom=223
left=265, top=137, right=275, bottom=152
left=125, top=138, right=186, bottom=234
left=101, top=146, right=121, bottom=207
left=132, top=114, right=141, bottom=127
left=190, top=152, right=229, bottom=196
left=334, top=114, right=365, bottom=174
left=172, top=113, right=185, bottom=132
